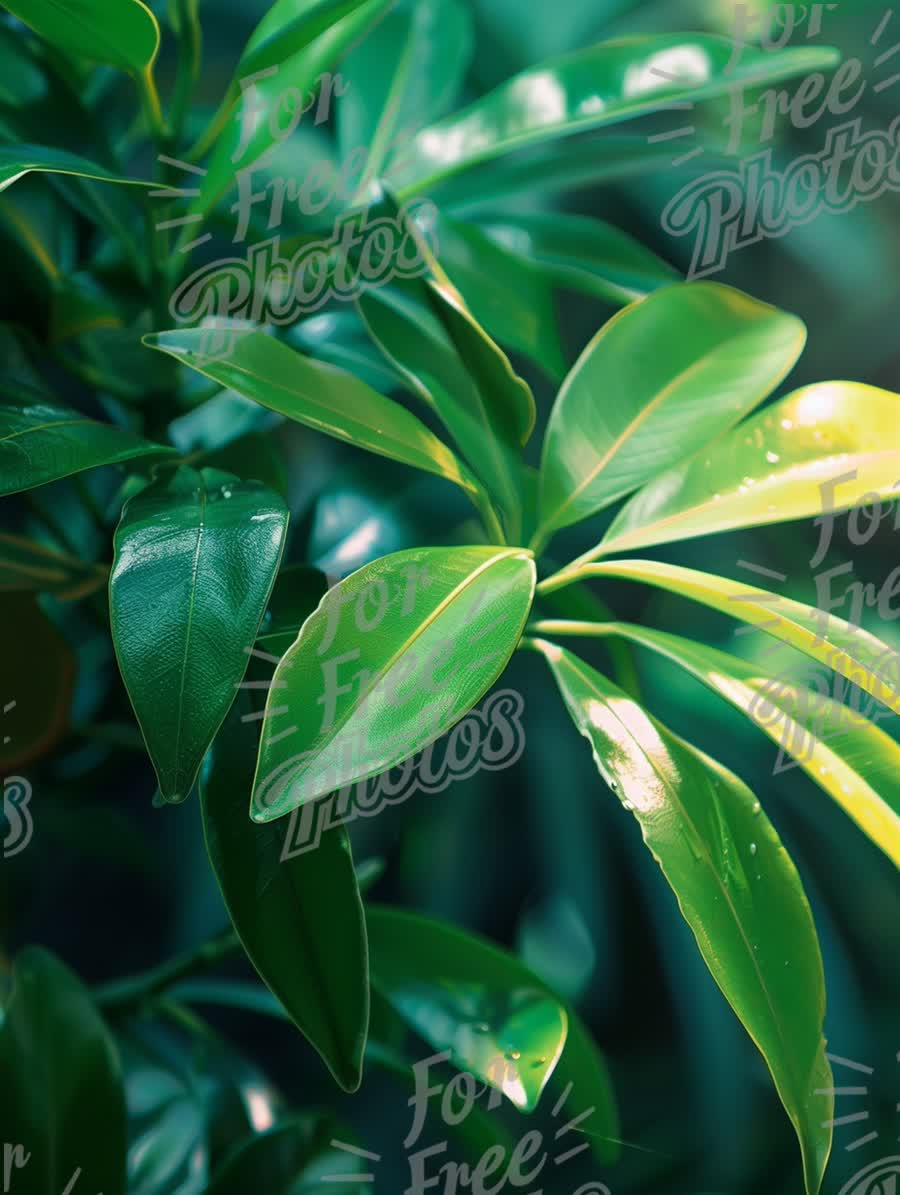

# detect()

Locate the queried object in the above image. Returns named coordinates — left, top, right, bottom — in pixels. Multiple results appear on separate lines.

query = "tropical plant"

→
left=1, top=2, right=897, bottom=1194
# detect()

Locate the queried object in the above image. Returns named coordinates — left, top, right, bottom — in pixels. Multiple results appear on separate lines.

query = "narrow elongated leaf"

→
left=389, top=36, right=839, bottom=194
left=194, top=0, right=394, bottom=214
left=367, top=906, right=618, bottom=1150
left=535, top=283, right=806, bottom=543
left=236, top=0, right=377, bottom=81
left=0, top=532, right=107, bottom=600
left=537, top=620, right=900, bottom=869
left=110, top=467, right=289, bottom=802
left=144, top=329, right=481, bottom=500
left=0, top=400, right=174, bottom=496
left=1, top=0, right=160, bottom=73
left=338, top=0, right=473, bottom=189
left=603, top=381, right=900, bottom=553
left=0, top=947, right=127, bottom=1195
left=564, top=560, right=900, bottom=717
left=479, top=211, right=680, bottom=306
left=0, top=145, right=151, bottom=193
left=531, top=642, right=833, bottom=1194
left=251, top=545, right=536, bottom=821
left=201, top=697, right=368, bottom=1092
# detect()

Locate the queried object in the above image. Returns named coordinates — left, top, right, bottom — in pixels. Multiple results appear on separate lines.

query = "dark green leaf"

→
left=109, top=466, right=289, bottom=802
left=257, top=563, right=329, bottom=656
left=205, top=1115, right=368, bottom=1194
left=1, top=0, right=160, bottom=73
left=0, top=531, right=107, bottom=600
left=201, top=696, right=369, bottom=1092
left=0, top=144, right=150, bottom=193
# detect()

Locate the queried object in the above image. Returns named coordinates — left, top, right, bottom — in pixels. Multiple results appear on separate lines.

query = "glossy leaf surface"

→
left=109, top=467, right=289, bottom=802
left=144, top=329, right=481, bottom=499
left=0, top=145, right=150, bottom=193
left=389, top=35, right=839, bottom=193
left=0, top=400, right=174, bottom=497
left=1, top=0, right=160, bottom=72
left=251, top=545, right=536, bottom=820
left=533, top=642, right=833, bottom=1194
left=574, top=559, right=900, bottom=717
left=0, top=947, right=127, bottom=1195
left=536, top=283, right=806, bottom=542
left=603, top=381, right=900, bottom=553
left=201, top=697, right=369, bottom=1092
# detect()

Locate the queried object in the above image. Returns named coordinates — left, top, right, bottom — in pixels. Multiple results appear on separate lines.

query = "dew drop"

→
left=752, top=801, right=761, bottom=815
left=765, top=451, right=780, bottom=464
left=505, top=1050, right=522, bottom=1061
left=474, top=1023, right=490, bottom=1034
left=750, top=843, right=758, bottom=856
left=781, top=418, right=793, bottom=430
left=622, top=800, right=635, bottom=812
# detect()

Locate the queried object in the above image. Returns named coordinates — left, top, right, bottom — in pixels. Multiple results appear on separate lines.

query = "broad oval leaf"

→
left=251, top=545, right=536, bottom=821
left=144, top=329, right=481, bottom=500
left=535, top=282, right=806, bottom=544
left=602, top=381, right=900, bottom=553
left=109, top=466, right=289, bottom=802
left=201, top=696, right=369, bottom=1092
left=0, top=400, right=174, bottom=497
left=1, top=0, right=160, bottom=73
left=569, top=559, right=900, bottom=718
left=531, top=642, right=833, bottom=1194
left=0, top=947, right=128, bottom=1195
left=0, top=145, right=151, bottom=194
left=479, top=210, right=680, bottom=306
left=388, top=35, right=839, bottom=194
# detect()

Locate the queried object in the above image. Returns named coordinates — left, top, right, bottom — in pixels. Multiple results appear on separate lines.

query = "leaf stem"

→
left=135, top=66, right=169, bottom=146
left=93, top=928, right=242, bottom=1011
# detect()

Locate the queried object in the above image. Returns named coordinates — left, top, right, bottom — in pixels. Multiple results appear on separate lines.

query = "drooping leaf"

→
left=109, top=467, right=289, bottom=802
left=608, top=623, right=900, bottom=869
left=251, top=545, right=536, bottom=820
left=0, top=0, right=160, bottom=73
left=602, top=381, right=900, bottom=554
left=144, top=329, right=482, bottom=502
left=531, top=642, right=833, bottom=1194
left=478, top=210, right=680, bottom=306
left=0, top=399, right=174, bottom=496
left=535, top=283, right=806, bottom=544
left=201, top=696, right=369, bottom=1092
left=0, top=144, right=150, bottom=193
left=562, top=559, right=900, bottom=717
left=0, top=532, right=107, bottom=600
left=0, top=592, right=75, bottom=772
left=366, top=907, right=568, bottom=1112
left=338, top=0, right=473, bottom=191
left=388, top=35, right=839, bottom=194
left=0, top=947, right=128, bottom=1195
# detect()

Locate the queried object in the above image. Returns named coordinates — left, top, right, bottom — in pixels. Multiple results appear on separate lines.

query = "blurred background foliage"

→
left=1, top=0, right=898, bottom=1192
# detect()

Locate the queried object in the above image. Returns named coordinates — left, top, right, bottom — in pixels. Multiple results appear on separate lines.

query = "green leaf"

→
left=144, top=329, right=482, bottom=501
left=205, top=1116, right=369, bottom=1194
left=367, top=907, right=567, bottom=1112
left=571, top=621, right=900, bottom=869
left=251, top=545, right=536, bottom=821
left=602, top=381, right=900, bottom=554
left=0, top=947, right=127, bottom=1195
left=430, top=211, right=567, bottom=381
left=0, top=144, right=151, bottom=194
left=531, top=642, right=833, bottom=1194
left=0, top=0, right=160, bottom=73
left=193, top=0, right=394, bottom=214
left=0, top=399, right=174, bottom=496
left=535, top=282, right=806, bottom=545
left=560, top=559, right=900, bottom=719
left=338, top=0, right=473, bottom=191
left=109, top=466, right=289, bottom=802
left=257, top=563, right=329, bottom=656
left=478, top=210, right=680, bottom=306
left=388, top=35, right=840, bottom=194
left=0, top=531, right=107, bottom=600
left=201, top=696, right=369, bottom=1093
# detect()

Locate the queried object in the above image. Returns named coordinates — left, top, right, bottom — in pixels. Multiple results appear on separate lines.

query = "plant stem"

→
left=167, top=0, right=204, bottom=142
left=528, top=619, right=619, bottom=638
left=471, top=487, right=507, bottom=545
left=94, top=928, right=242, bottom=1011
left=135, top=66, right=169, bottom=146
